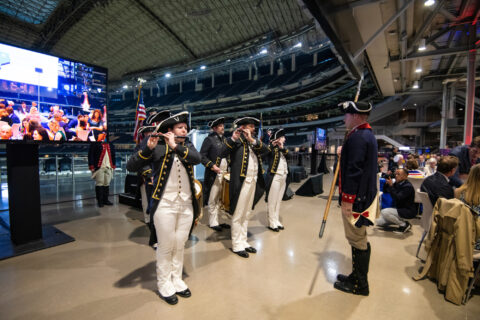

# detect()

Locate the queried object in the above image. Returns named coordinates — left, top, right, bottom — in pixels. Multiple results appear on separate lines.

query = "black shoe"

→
left=176, top=288, right=191, bottom=298
left=210, top=225, right=223, bottom=232
left=245, top=247, right=257, bottom=254
left=220, top=223, right=231, bottom=229
left=277, top=226, right=285, bottom=230
left=160, top=293, right=178, bottom=305
left=333, top=279, right=369, bottom=296
left=233, top=250, right=249, bottom=258
left=394, top=221, right=411, bottom=234
left=268, top=226, right=279, bottom=232
left=103, top=200, right=114, bottom=205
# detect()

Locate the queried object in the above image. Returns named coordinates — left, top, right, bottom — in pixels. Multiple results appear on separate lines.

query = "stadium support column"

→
left=440, top=84, right=448, bottom=149
left=464, top=48, right=476, bottom=145
left=249, top=65, right=252, bottom=80
left=179, top=80, right=183, bottom=93
left=291, top=54, right=296, bottom=72
left=229, top=68, right=233, bottom=84
left=448, top=86, right=455, bottom=119
left=270, top=60, right=274, bottom=75
left=313, top=52, right=318, bottom=66
left=211, top=73, right=215, bottom=88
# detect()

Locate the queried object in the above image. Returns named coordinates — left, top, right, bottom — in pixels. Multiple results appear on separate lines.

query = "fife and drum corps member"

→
left=334, top=101, right=378, bottom=296
left=127, top=111, right=201, bottom=305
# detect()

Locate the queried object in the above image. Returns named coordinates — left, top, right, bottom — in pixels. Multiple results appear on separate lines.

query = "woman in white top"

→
left=424, top=157, right=437, bottom=177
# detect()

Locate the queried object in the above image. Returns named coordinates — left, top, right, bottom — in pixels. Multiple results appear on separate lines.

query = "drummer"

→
left=224, top=117, right=269, bottom=258
left=200, top=117, right=231, bottom=231
left=127, top=111, right=202, bottom=305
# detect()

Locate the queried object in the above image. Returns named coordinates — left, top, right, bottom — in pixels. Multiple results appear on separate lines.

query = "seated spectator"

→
left=418, top=154, right=426, bottom=168
left=6, top=106, right=20, bottom=124
left=421, top=156, right=458, bottom=206
left=0, top=108, right=13, bottom=126
left=454, top=164, right=480, bottom=215
left=28, top=106, right=42, bottom=123
left=376, top=168, right=416, bottom=233
left=23, top=119, right=42, bottom=140
left=48, top=121, right=66, bottom=141
left=448, top=136, right=480, bottom=187
left=0, top=124, right=12, bottom=140
left=18, top=101, right=30, bottom=115
left=32, top=128, right=49, bottom=141
left=424, top=157, right=437, bottom=176
left=406, top=159, right=424, bottom=178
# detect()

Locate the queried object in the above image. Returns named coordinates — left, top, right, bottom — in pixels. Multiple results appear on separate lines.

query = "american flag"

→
left=133, top=87, right=147, bottom=144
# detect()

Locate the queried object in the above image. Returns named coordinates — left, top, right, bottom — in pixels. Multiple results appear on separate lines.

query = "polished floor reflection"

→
left=0, top=173, right=479, bottom=320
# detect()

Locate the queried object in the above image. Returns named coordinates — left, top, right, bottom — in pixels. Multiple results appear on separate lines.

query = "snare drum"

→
left=221, top=173, right=230, bottom=213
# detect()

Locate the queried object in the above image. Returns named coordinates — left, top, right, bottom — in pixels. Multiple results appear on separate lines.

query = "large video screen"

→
left=0, top=42, right=108, bottom=142
left=315, top=128, right=327, bottom=151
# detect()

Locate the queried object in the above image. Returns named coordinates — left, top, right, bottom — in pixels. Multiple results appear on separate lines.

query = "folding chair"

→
left=415, top=191, right=434, bottom=259
left=463, top=250, right=480, bottom=304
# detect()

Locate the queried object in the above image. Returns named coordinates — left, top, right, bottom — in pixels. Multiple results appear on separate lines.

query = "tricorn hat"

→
left=145, top=110, right=170, bottom=125
left=271, top=128, right=285, bottom=141
left=208, top=117, right=225, bottom=128
left=138, top=125, right=156, bottom=134
left=233, top=116, right=260, bottom=127
left=338, top=101, right=372, bottom=114
left=156, top=111, right=189, bottom=134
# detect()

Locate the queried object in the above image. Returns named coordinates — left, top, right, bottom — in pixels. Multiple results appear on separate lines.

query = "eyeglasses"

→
left=338, top=101, right=372, bottom=112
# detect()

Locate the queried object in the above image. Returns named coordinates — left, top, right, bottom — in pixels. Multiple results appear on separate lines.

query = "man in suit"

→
left=223, top=117, right=269, bottom=258
left=421, top=156, right=458, bottom=207
left=449, top=136, right=480, bottom=187
left=200, top=117, right=230, bottom=231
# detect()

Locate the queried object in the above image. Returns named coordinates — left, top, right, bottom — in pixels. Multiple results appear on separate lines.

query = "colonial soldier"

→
left=224, top=117, right=269, bottom=258
left=136, top=110, right=170, bottom=224
left=200, top=117, right=230, bottom=231
left=265, top=128, right=289, bottom=232
left=334, top=101, right=378, bottom=296
left=88, top=141, right=116, bottom=207
left=127, top=111, right=201, bottom=305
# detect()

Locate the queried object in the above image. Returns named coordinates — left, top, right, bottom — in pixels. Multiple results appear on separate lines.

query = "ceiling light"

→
left=165, top=73, right=171, bottom=78
left=424, top=0, right=435, bottom=7
left=187, top=69, right=193, bottom=72
left=293, top=42, right=302, bottom=48
left=418, top=38, right=426, bottom=51
left=200, top=65, right=206, bottom=70
left=415, top=60, right=423, bottom=73
left=413, top=81, right=419, bottom=89
left=260, top=48, right=268, bottom=54
left=123, top=85, right=128, bottom=89
left=97, top=88, right=102, bottom=93
left=226, top=59, right=231, bottom=62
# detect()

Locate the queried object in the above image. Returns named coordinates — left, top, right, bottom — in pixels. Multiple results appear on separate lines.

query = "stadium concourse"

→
left=0, top=0, right=479, bottom=319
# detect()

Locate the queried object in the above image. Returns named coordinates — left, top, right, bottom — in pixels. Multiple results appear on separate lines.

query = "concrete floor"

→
left=0, top=173, right=479, bottom=320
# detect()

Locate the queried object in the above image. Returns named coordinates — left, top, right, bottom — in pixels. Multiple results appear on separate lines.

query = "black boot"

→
left=334, top=243, right=370, bottom=296
left=95, top=186, right=104, bottom=207
left=336, top=246, right=355, bottom=282
left=103, top=186, right=113, bottom=205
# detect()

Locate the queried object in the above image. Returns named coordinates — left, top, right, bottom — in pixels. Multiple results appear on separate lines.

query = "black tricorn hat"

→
left=156, top=111, right=189, bottom=133
left=338, top=101, right=372, bottom=114
left=233, top=116, right=260, bottom=126
left=138, top=125, right=156, bottom=134
left=208, top=117, right=225, bottom=128
left=145, top=110, right=170, bottom=125
left=272, top=128, right=285, bottom=141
